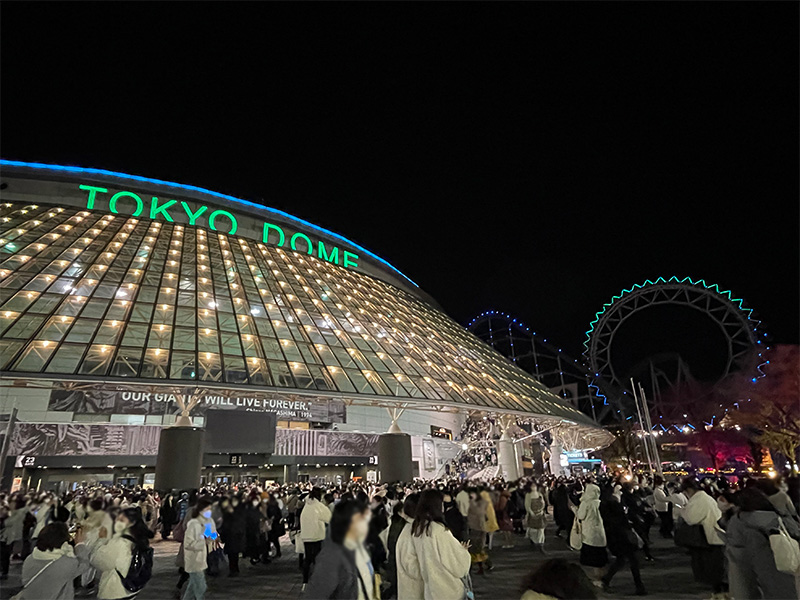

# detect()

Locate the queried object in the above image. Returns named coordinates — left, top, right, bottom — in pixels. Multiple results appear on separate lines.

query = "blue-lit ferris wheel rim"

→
left=0, top=158, right=419, bottom=288
left=583, top=276, right=767, bottom=382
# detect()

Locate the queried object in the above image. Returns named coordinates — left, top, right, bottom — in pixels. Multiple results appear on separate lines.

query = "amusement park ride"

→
left=468, top=277, right=768, bottom=430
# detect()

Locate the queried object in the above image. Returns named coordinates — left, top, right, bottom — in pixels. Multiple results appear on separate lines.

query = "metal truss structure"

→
left=467, top=311, right=616, bottom=421
left=468, top=278, right=765, bottom=427
left=584, top=277, right=765, bottom=423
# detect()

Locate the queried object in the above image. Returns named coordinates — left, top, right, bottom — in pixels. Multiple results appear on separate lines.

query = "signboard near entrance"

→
left=430, top=426, right=453, bottom=440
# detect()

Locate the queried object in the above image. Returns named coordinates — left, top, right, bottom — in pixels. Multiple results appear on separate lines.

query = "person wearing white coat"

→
left=396, top=489, right=470, bottom=600
left=90, top=507, right=153, bottom=599
left=575, top=483, right=607, bottom=581
left=182, top=498, right=217, bottom=600
left=300, top=487, right=332, bottom=585
left=681, top=478, right=725, bottom=598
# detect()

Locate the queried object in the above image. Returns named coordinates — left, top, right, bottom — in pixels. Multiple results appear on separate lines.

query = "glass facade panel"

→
left=0, top=198, right=589, bottom=425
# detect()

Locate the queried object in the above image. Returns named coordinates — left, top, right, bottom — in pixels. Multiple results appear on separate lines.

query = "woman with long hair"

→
left=396, top=488, right=471, bottom=600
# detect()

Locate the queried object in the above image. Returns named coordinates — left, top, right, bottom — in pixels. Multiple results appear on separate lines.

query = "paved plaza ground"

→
left=1, top=518, right=708, bottom=600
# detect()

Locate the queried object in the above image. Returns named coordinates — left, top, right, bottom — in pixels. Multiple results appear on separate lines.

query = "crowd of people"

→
left=1, top=471, right=799, bottom=600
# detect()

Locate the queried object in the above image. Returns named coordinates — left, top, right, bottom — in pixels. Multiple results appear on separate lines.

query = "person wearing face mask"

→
left=245, top=495, right=266, bottom=565
left=219, top=494, right=247, bottom=576
left=181, top=498, right=217, bottom=600
left=91, top=507, right=154, bottom=599
left=78, top=498, right=114, bottom=590
left=307, top=499, right=376, bottom=599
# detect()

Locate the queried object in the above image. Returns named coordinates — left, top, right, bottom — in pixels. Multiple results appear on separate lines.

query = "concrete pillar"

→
left=379, top=433, right=413, bottom=483
left=496, top=430, right=520, bottom=480
left=155, top=426, right=205, bottom=491
left=283, top=463, right=298, bottom=484
left=549, top=442, right=565, bottom=477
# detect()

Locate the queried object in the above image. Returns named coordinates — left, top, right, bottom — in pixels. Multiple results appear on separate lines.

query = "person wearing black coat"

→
left=160, top=493, right=177, bottom=540
left=443, top=494, right=467, bottom=543
left=599, top=488, right=646, bottom=595
left=219, top=497, right=248, bottom=576
left=307, top=500, right=374, bottom=600
left=622, top=485, right=654, bottom=561
left=552, top=484, right=574, bottom=538
left=266, top=495, right=284, bottom=558
left=245, top=497, right=267, bottom=565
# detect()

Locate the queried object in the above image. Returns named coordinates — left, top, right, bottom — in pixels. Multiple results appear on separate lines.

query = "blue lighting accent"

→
left=0, top=159, right=419, bottom=288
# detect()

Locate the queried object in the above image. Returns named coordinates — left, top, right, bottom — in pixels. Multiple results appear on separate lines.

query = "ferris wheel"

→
left=583, top=277, right=766, bottom=418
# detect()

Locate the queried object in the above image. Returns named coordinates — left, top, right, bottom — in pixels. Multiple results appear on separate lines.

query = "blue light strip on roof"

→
left=0, top=159, right=419, bottom=288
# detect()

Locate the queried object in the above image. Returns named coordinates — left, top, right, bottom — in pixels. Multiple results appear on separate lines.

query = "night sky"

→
left=2, top=4, right=797, bottom=377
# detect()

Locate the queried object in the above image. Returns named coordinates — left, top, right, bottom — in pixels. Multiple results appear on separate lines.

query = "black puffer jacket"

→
left=220, top=504, right=247, bottom=553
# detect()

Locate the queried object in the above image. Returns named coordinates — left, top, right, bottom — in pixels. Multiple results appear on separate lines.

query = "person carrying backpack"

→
left=90, top=507, right=154, bottom=599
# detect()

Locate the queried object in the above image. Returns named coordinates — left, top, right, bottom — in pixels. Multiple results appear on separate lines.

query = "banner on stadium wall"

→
left=11, top=423, right=162, bottom=456
left=47, top=385, right=346, bottom=423
left=10, top=423, right=378, bottom=458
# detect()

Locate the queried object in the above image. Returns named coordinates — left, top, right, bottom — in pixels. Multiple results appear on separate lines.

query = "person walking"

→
left=443, top=491, right=467, bottom=543
left=266, top=493, right=285, bottom=559
left=300, top=486, right=332, bottom=588
left=396, top=489, right=471, bottom=600
left=494, top=487, right=515, bottom=548
left=680, top=477, right=726, bottom=599
left=576, top=483, right=607, bottom=583
left=160, top=493, right=178, bottom=540
left=599, top=487, right=646, bottom=595
left=77, top=498, right=113, bottom=590
left=306, top=499, right=376, bottom=600
left=245, top=495, right=267, bottom=565
left=182, top=498, right=217, bottom=600
left=17, top=522, right=91, bottom=600
left=652, top=476, right=672, bottom=538
left=726, top=487, right=800, bottom=600
left=91, top=506, right=154, bottom=599
left=525, top=484, right=547, bottom=553
left=219, top=495, right=247, bottom=577
left=467, top=488, right=492, bottom=574
left=481, top=489, right=500, bottom=550
left=551, top=483, right=575, bottom=540
left=1, top=498, right=27, bottom=580
left=386, top=493, right=418, bottom=598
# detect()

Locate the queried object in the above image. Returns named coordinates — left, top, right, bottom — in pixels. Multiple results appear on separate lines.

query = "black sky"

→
left=2, top=4, right=798, bottom=367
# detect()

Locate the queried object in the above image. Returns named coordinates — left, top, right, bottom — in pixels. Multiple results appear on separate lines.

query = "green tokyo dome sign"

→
left=79, top=184, right=359, bottom=269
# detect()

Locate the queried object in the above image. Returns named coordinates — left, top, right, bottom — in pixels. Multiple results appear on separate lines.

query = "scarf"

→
left=32, top=542, right=75, bottom=561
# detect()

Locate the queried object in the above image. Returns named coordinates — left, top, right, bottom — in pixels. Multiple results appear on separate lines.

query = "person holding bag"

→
left=182, top=498, right=218, bottom=600
left=680, top=478, right=725, bottom=599
left=726, top=487, right=800, bottom=600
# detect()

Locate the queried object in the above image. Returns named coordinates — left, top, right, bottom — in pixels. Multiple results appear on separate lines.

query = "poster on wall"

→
left=274, top=428, right=379, bottom=457
left=48, top=385, right=346, bottom=423
left=10, top=423, right=162, bottom=456
left=9, top=422, right=379, bottom=459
